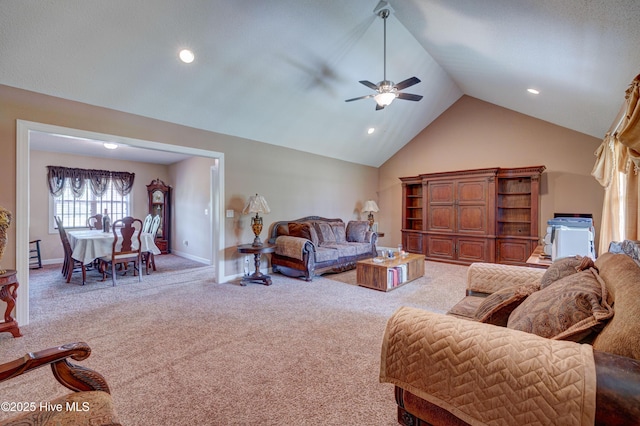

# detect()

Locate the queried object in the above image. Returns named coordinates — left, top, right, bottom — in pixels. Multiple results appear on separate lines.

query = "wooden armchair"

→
left=0, top=342, right=121, bottom=425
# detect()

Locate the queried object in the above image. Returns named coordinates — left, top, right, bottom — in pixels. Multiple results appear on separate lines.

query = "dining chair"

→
left=142, top=214, right=153, bottom=233
left=99, top=216, right=143, bottom=286
left=87, top=213, right=103, bottom=230
left=142, top=215, right=161, bottom=274
left=54, top=216, right=90, bottom=285
left=29, top=239, right=42, bottom=269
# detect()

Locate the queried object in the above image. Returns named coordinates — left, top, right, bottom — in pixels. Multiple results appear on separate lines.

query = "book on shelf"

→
left=387, top=264, right=408, bottom=289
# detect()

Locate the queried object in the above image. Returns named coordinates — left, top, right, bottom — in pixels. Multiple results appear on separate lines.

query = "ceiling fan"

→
left=345, top=2, right=423, bottom=110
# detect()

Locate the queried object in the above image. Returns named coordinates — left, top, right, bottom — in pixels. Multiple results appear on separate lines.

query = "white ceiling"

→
left=2, top=0, right=640, bottom=167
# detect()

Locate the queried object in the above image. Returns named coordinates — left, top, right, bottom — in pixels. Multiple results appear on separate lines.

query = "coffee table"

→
left=356, top=253, right=425, bottom=291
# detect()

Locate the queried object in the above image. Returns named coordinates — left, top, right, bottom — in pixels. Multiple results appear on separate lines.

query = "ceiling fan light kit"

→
left=345, top=1, right=422, bottom=110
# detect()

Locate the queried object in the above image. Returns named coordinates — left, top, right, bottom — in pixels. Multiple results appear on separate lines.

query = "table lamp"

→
left=362, top=200, right=379, bottom=231
left=243, top=194, right=271, bottom=246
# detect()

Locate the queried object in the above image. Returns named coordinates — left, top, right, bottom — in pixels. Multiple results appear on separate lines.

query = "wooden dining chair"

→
left=142, top=215, right=162, bottom=274
left=99, top=216, right=143, bottom=286
left=142, top=214, right=153, bottom=233
left=87, top=214, right=103, bottom=230
left=54, top=216, right=90, bottom=285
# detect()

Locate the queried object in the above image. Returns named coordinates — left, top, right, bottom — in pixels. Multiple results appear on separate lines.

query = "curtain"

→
left=46, top=166, right=135, bottom=198
left=592, top=74, right=640, bottom=254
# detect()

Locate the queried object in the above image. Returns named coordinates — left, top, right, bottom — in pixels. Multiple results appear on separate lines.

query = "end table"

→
left=237, top=244, right=275, bottom=286
left=0, top=270, right=22, bottom=338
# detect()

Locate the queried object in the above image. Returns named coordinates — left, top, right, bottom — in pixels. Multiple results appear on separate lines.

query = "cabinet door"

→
left=426, top=235, right=456, bottom=261
left=457, top=237, right=492, bottom=263
left=497, top=239, right=533, bottom=265
left=427, top=181, right=455, bottom=232
left=457, top=179, right=489, bottom=234
left=403, top=232, right=423, bottom=253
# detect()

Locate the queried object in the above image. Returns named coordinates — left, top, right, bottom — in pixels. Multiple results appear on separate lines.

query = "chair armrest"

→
left=275, top=236, right=315, bottom=261
left=381, top=307, right=596, bottom=426
left=466, top=262, right=544, bottom=294
left=593, top=350, right=640, bottom=424
left=0, top=342, right=110, bottom=393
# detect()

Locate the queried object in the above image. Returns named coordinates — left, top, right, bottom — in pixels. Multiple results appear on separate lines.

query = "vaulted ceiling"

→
left=2, top=0, right=639, bottom=167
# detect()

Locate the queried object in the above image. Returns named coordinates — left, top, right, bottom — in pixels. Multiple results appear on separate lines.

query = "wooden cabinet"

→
left=146, top=178, right=172, bottom=254
left=401, top=166, right=544, bottom=266
left=496, top=166, right=545, bottom=265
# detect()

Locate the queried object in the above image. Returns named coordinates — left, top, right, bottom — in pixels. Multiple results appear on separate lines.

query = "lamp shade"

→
left=243, top=194, right=271, bottom=215
left=362, top=200, right=379, bottom=213
left=374, top=92, right=396, bottom=107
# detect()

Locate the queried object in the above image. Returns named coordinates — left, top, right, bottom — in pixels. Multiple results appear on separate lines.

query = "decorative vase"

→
left=0, top=206, right=12, bottom=275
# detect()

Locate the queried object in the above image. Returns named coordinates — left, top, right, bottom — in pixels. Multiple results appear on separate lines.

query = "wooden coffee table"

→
left=357, top=253, right=425, bottom=292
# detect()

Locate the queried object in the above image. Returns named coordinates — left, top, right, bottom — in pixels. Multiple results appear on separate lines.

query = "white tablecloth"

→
left=67, top=229, right=161, bottom=264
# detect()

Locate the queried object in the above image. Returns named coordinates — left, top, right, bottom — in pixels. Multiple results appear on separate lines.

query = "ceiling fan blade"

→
left=345, top=94, right=374, bottom=102
left=394, top=77, right=421, bottom=91
left=397, top=93, right=423, bottom=102
left=376, top=103, right=385, bottom=111
left=359, top=80, right=379, bottom=90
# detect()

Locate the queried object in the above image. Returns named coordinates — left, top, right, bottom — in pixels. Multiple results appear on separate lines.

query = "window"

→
left=46, top=165, right=135, bottom=232
left=51, top=180, right=131, bottom=230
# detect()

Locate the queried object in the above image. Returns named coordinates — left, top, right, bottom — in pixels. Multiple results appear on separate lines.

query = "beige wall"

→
left=169, top=156, right=217, bottom=262
left=378, top=96, right=605, bottom=252
left=0, top=84, right=378, bottom=279
left=29, top=150, right=170, bottom=263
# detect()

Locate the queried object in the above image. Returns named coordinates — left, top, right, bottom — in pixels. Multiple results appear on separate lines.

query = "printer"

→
left=543, top=215, right=595, bottom=261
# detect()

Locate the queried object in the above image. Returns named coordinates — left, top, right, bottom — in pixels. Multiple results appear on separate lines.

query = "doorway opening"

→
left=16, top=120, right=225, bottom=325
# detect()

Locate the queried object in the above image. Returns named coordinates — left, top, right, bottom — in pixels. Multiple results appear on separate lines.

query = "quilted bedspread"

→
left=380, top=307, right=596, bottom=426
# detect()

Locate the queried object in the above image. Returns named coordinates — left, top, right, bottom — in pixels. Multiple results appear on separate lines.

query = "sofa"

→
left=0, top=342, right=121, bottom=425
left=268, top=216, right=377, bottom=281
left=380, top=242, right=640, bottom=426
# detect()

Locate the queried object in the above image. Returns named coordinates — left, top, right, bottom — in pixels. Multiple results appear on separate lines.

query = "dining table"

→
left=67, top=229, right=161, bottom=265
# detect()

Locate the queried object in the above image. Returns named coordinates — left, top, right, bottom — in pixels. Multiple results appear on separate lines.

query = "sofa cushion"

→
left=320, top=243, right=357, bottom=257
left=592, top=253, right=640, bottom=360
left=540, top=255, right=594, bottom=289
left=474, top=282, right=540, bottom=326
left=346, top=221, right=369, bottom=242
left=330, top=222, right=347, bottom=243
left=314, top=246, right=339, bottom=263
left=288, top=222, right=319, bottom=246
left=314, top=222, right=337, bottom=244
left=507, top=268, right=613, bottom=342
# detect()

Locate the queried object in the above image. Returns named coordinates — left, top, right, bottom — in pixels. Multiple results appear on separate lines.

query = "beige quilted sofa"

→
left=380, top=245, right=640, bottom=426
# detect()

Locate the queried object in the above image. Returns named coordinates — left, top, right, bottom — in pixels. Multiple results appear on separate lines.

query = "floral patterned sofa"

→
left=380, top=241, right=640, bottom=425
left=268, top=216, right=377, bottom=281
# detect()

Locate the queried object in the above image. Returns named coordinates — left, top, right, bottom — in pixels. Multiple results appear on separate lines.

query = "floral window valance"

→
left=47, top=166, right=135, bottom=198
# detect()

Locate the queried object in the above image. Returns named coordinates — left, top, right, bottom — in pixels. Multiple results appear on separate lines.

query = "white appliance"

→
left=543, top=217, right=595, bottom=261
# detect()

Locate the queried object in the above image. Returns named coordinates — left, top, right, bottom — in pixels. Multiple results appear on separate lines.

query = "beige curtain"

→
left=592, top=74, right=640, bottom=254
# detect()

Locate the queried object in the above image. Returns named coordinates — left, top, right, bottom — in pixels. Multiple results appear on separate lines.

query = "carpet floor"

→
left=0, top=255, right=468, bottom=425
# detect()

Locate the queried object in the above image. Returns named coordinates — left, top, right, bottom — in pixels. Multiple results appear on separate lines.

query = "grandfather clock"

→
left=146, top=178, right=171, bottom=254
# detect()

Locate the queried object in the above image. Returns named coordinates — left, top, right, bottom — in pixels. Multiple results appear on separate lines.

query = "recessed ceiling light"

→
left=179, top=49, right=195, bottom=64
left=527, top=88, right=540, bottom=95
left=103, top=142, right=118, bottom=150
left=367, top=128, right=375, bottom=134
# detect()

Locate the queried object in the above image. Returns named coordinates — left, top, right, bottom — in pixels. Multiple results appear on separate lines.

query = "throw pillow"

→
left=330, top=222, right=347, bottom=243
left=288, top=222, right=319, bottom=246
left=540, top=255, right=595, bottom=289
left=474, top=282, right=540, bottom=327
left=313, top=222, right=337, bottom=244
left=507, top=268, right=613, bottom=342
left=346, top=221, right=369, bottom=242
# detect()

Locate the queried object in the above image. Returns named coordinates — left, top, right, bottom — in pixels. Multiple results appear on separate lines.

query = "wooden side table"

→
left=237, top=244, right=275, bottom=286
left=0, top=270, right=22, bottom=338
left=526, top=245, right=552, bottom=269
